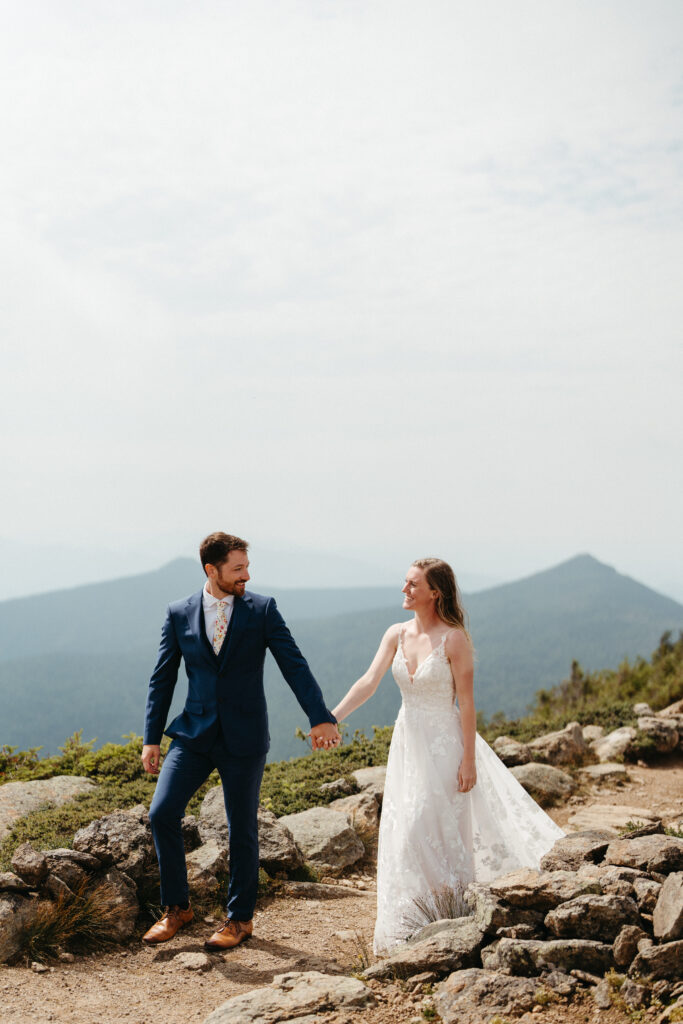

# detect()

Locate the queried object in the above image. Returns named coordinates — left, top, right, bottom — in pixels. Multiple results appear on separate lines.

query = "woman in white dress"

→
left=331, top=558, right=565, bottom=954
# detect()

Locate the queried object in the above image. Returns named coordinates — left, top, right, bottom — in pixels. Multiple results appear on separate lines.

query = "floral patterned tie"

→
left=213, top=600, right=228, bottom=655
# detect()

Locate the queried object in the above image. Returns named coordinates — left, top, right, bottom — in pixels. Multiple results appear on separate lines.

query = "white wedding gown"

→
left=373, top=628, right=566, bottom=954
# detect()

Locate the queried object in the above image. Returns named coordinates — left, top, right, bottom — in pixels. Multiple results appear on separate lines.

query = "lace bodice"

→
left=392, top=628, right=458, bottom=714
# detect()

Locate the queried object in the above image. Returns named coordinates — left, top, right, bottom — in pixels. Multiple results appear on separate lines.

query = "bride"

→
left=330, top=557, right=565, bottom=954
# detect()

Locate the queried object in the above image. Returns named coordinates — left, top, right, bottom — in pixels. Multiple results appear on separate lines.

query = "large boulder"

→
left=614, top=925, right=651, bottom=968
left=583, top=725, right=605, bottom=743
left=464, top=883, right=544, bottom=936
left=328, top=792, right=380, bottom=833
left=0, top=777, right=97, bottom=842
left=509, top=763, right=575, bottom=806
left=528, top=722, right=588, bottom=765
left=434, top=968, right=540, bottom=1024
left=351, top=766, right=386, bottom=805
left=203, top=970, right=374, bottom=1023
left=73, top=806, right=155, bottom=881
left=544, top=893, right=642, bottom=941
left=487, top=868, right=601, bottom=911
left=637, top=716, right=680, bottom=753
left=200, top=789, right=303, bottom=874
left=257, top=808, right=303, bottom=875
left=277, top=807, right=364, bottom=874
left=99, top=868, right=139, bottom=941
left=604, top=835, right=683, bottom=874
left=540, top=830, right=614, bottom=872
left=0, top=894, right=40, bottom=962
left=11, top=843, right=48, bottom=887
left=653, top=872, right=683, bottom=941
left=593, top=727, right=637, bottom=763
left=491, top=736, right=533, bottom=767
left=629, top=940, right=683, bottom=981
left=481, top=936, right=614, bottom=976
left=198, top=786, right=230, bottom=847
left=363, top=918, right=486, bottom=980
left=186, top=841, right=228, bottom=900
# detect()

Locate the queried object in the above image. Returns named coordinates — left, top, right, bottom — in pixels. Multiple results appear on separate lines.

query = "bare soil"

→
left=2, top=755, right=681, bottom=1024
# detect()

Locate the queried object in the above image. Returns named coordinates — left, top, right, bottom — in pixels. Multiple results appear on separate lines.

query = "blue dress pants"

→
left=148, top=736, right=267, bottom=920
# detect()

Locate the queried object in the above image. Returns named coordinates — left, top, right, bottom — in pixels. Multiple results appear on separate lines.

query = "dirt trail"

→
left=2, top=755, right=681, bottom=1024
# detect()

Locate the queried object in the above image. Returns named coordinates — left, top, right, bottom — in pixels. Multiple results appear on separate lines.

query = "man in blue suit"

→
left=141, top=531, right=340, bottom=950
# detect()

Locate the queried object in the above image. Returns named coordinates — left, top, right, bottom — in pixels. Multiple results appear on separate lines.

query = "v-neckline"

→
left=398, top=628, right=448, bottom=683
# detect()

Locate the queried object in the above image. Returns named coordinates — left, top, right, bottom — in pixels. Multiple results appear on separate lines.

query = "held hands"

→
left=458, top=757, right=477, bottom=793
left=141, top=744, right=161, bottom=775
left=309, top=722, right=342, bottom=751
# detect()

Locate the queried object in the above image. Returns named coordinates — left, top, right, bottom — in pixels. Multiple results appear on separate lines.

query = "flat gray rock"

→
left=487, top=868, right=601, bottom=910
left=464, top=882, right=544, bottom=935
left=480, top=936, right=614, bottom=976
left=328, top=791, right=379, bottom=832
left=202, top=969, right=374, bottom=1023
left=528, top=721, right=588, bottom=765
left=434, top=968, right=539, bottom=1023
left=187, top=841, right=228, bottom=899
left=593, top=726, right=637, bottom=762
left=200, top=790, right=302, bottom=874
left=629, top=940, right=683, bottom=981
left=491, top=736, right=533, bottom=767
left=362, top=919, right=486, bottom=980
left=509, top=763, right=575, bottom=806
left=544, top=893, right=641, bottom=942
left=278, top=807, right=364, bottom=873
left=11, top=843, right=48, bottom=886
left=73, top=806, right=154, bottom=881
left=540, top=830, right=614, bottom=872
left=174, top=952, right=212, bottom=972
left=351, top=766, right=386, bottom=804
left=605, top=834, right=683, bottom=874
left=653, top=872, right=683, bottom=941
left=637, top=716, right=679, bottom=753
left=278, top=881, right=366, bottom=899
left=577, top=763, right=629, bottom=784
left=567, top=803, right=661, bottom=833
left=0, top=776, right=97, bottom=842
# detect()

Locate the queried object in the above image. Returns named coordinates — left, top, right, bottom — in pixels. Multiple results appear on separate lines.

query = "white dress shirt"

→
left=202, top=583, right=235, bottom=647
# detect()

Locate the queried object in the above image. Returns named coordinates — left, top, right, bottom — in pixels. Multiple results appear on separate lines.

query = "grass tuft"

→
left=21, top=878, right=131, bottom=961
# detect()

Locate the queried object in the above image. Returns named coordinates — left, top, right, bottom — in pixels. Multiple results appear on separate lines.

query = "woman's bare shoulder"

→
left=444, top=626, right=473, bottom=661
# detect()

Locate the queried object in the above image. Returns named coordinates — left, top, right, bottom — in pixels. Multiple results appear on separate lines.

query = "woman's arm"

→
left=446, top=628, right=477, bottom=791
left=331, top=624, right=401, bottom=722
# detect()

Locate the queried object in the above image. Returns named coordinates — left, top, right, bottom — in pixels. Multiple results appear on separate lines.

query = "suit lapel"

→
left=217, top=592, right=251, bottom=669
left=186, top=590, right=216, bottom=669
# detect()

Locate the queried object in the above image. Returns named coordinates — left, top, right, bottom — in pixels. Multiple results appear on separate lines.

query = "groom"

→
left=141, top=532, right=340, bottom=950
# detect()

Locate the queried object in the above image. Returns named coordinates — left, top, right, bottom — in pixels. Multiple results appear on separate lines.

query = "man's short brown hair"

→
left=199, top=532, right=249, bottom=574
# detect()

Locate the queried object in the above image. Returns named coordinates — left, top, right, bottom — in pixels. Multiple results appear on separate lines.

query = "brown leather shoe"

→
left=142, top=905, right=194, bottom=944
left=204, top=918, right=253, bottom=951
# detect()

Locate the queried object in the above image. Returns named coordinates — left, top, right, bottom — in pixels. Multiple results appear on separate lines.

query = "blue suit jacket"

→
left=143, top=588, right=336, bottom=757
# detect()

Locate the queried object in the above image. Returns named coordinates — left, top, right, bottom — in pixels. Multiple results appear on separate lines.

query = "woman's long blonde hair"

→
left=412, top=557, right=472, bottom=644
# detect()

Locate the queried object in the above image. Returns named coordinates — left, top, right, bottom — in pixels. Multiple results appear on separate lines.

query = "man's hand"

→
left=309, top=722, right=341, bottom=751
left=142, top=744, right=162, bottom=775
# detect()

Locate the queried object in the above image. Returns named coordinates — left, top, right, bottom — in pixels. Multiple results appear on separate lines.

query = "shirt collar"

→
left=203, top=582, right=235, bottom=609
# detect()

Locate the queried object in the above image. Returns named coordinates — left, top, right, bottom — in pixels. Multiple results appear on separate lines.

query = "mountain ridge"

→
left=1, top=553, right=680, bottom=760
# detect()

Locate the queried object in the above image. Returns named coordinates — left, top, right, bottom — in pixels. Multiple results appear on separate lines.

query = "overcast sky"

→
left=1, top=0, right=682, bottom=600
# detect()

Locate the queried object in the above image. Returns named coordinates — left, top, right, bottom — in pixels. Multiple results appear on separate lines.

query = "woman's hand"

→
left=458, top=757, right=477, bottom=793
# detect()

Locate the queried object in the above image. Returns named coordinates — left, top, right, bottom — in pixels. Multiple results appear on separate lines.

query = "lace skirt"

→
left=373, top=702, right=565, bottom=954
